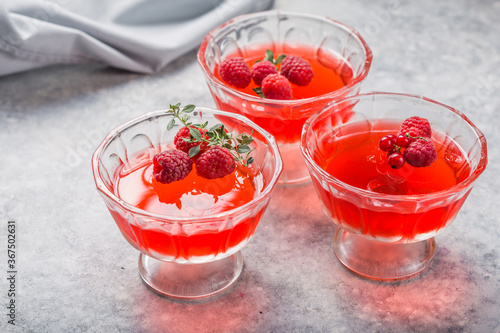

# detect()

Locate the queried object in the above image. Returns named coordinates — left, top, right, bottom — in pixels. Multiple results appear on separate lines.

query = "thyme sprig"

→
left=260, top=49, right=286, bottom=66
left=165, top=103, right=254, bottom=166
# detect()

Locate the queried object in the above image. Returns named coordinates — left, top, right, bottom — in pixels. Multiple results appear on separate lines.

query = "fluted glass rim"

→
left=197, top=9, right=373, bottom=106
left=92, top=107, right=283, bottom=223
left=301, top=91, right=488, bottom=201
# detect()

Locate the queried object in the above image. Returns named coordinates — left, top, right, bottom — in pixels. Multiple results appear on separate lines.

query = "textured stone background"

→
left=1, top=0, right=499, bottom=332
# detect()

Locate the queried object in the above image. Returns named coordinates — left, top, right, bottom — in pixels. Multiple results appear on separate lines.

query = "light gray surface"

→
left=1, top=0, right=499, bottom=332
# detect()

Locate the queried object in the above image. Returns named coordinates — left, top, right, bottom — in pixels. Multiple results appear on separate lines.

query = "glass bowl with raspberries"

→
left=301, top=92, right=487, bottom=280
left=92, top=104, right=282, bottom=298
left=197, top=10, right=372, bottom=185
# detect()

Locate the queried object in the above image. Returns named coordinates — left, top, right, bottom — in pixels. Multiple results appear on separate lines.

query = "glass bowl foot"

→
left=138, top=251, right=243, bottom=298
left=278, top=143, right=311, bottom=186
left=333, top=228, right=436, bottom=280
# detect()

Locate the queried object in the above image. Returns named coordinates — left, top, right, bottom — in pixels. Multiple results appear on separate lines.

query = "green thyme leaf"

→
left=209, top=123, right=223, bottom=132
left=169, top=103, right=180, bottom=112
left=182, top=104, right=196, bottom=113
left=253, top=87, right=264, bottom=98
left=276, top=54, right=286, bottom=65
left=237, top=145, right=251, bottom=153
left=189, top=127, right=202, bottom=141
left=189, top=145, right=200, bottom=158
left=240, top=134, right=253, bottom=145
left=167, top=118, right=176, bottom=131
left=265, top=49, right=274, bottom=63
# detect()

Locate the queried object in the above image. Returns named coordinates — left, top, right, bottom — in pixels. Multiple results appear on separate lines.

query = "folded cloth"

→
left=0, top=0, right=273, bottom=76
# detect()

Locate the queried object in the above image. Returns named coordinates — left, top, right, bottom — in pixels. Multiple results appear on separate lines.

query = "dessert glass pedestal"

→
left=92, top=107, right=282, bottom=298
left=301, top=92, right=487, bottom=280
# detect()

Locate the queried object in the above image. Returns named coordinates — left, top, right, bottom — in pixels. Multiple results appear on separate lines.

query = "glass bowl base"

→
left=278, top=143, right=311, bottom=186
left=333, top=228, right=436, bottom=280
left=138, top=251, right=243, bottom=298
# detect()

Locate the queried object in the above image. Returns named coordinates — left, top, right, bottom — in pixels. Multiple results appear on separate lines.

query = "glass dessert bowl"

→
left=301, top=92, right=487, bottom=280
left=92, top=107, right=282, bottom=298
left=198, top=10, right=372, bottom=185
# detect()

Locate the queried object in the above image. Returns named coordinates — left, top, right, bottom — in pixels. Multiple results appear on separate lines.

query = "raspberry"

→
left=261, top=74, right=292, bottom=100
left=398, top=116, right=432, bottom=140
left=280, top=55, right=314, bottom=86
left=403, top=138, right=437, bottom=167
left=174, top=126, right=208, bottom=158
left=153, top=150, right=193, bottom=184
left=219, top=57, right=251, bottom=89
left=250, top=60, right=278, bottom=86
left=195, top=146, right=236, bottom=179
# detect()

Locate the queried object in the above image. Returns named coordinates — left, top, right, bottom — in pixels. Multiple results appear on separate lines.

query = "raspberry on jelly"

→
left=280, top=55, right=314, bottom=86
left=195, top=146, right=236, bottom=179
left=250, top=60, right=278, bottom=86
left=153, top=149, right=193, bottom=184
left=261, top=74, right=292, bottom=100
left=219, top=57, right=251, bottom=89
left=403, top=138, right=437, bottom=167
left=398, top=116, right=432, bottom=140
left=174, top=126, right=209, bottom=158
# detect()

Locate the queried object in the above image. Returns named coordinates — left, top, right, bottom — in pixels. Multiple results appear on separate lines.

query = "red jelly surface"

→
left=213, top=45, right=353, bottom=143
left=313, top=120, right=472, bottom=241
left=112, top=149, right=263, bottom=260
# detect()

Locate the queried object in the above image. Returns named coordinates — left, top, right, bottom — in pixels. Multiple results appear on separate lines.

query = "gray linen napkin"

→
left=0, top=0, right=273, bottom=76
